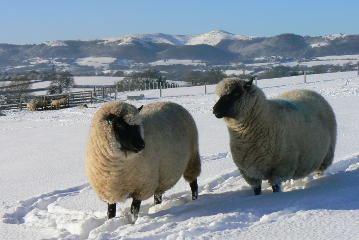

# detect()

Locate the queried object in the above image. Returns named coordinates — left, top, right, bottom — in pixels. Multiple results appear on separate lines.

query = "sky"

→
left=1, top=0, right=359, bottom=44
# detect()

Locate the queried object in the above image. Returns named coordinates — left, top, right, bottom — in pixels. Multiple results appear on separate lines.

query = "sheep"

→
left=86, top=101, right=201, bottom=220
left=37, top=98, right=48, bottom=110
left=51, top=99, right=61, bottom=109
left=26, top=98, right=48, bottom=111
left=213, top=77, right=337, bottom=195
left=51, top=97, right=68, bottom=110
left=26, top=99, right=38, bottom=111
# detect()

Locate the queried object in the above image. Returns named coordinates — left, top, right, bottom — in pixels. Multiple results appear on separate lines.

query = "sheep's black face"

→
left=106, top=114, right=145, bottom=153
left=213, top=93, right=239, bottom=118
left=213, top=79, right=254, bottom=119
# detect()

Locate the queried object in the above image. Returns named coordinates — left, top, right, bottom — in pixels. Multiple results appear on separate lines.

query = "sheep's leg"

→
left=190, top=179, right=198, bottom=200
left=271, top=184, right=281, bottom=193
left=107, top=203, right=116, bottom=219
left=154, top=194, right=162, bottom=205
left=130, top=198, right=142, bottom=221
left=253, top=185, right=262, bottom=195
left=241, top=172, right=262, bottom=195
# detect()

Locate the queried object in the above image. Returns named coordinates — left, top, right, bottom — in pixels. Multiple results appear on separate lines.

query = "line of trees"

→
left=0, top=70, right=74, bottom=95
left=184, top=68, right=226, bottom=85
left=116, top=69, right=168, bottom=91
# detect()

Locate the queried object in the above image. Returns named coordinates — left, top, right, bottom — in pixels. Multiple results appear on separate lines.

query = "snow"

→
left=1, top=71, right=359, bottom=239
left=102, top=33, right=188, bottom=46
left=73, top=76, right=124, bottom=86
left=186, top=30, right=253, bottom=46
left=323, top=33, right=347, bottom=41
left=76, top=57, right=117, bottom=69
left=310, top=42, right=329, bottom=48
left=224, top=69, right=254, bottom=76
left=149, top=59, right=206, bottom=66
left=100, top=30, right=253, bottom=47
left=316, top=54, right=359, bottom=61
left=43, top=41, right=68, bottom=47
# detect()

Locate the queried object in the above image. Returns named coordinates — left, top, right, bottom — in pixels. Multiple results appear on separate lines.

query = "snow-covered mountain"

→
left=1, top=31, right=359, bottom=73
left=101, top=33, right=189, bottom=46
left=185, top=30, right=254, bottom=46
left=100, top=30, right=254, bottom=46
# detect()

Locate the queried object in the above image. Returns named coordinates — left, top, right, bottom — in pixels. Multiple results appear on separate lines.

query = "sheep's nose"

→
left=213, top=108, right=223, bottom=118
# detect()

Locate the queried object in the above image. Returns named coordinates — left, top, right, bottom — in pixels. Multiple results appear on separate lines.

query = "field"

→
left=1, top=71, right=359, bottom=240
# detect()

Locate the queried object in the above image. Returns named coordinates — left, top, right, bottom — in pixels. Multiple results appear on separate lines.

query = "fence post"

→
left=19, top=96, right=22, bottom=111
left=102, top=87, right=105, bottom=99
left=159, top=82, right=162, bottom=97
left=204, top=84, right=207, bottom=95
left=357, top=62, right=359, bottom=76
left=304, top=71, right=307, bottom=83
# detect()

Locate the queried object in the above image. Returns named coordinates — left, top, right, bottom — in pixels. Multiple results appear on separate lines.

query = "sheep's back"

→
left=140, top=102, right=198, bottom=192
left=271, top=90, right=337, bottom=178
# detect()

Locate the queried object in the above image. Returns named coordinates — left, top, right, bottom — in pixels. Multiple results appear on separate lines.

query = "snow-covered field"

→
left=1, top=71, right=359, bottom=240
left=149, top=59, right=206, bottom=66
left=76, top=57, right=117, bottom=69
left=247, top=54, right=359, bottom=68
left=73, top=76, right=124, bottom=86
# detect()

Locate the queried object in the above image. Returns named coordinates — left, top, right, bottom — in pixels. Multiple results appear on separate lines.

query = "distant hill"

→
left=1, top=30, right=359, bottom=73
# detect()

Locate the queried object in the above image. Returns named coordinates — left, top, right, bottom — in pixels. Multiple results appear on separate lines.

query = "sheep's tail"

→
left=183, top=145, right=201, bottom=183
left=318, top=138, right=336, bottom=173
left=318, top=107, right=337, bottom=173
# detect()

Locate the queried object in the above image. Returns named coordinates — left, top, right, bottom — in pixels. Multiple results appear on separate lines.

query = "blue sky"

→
left=1, top=0, right=358, bottom=44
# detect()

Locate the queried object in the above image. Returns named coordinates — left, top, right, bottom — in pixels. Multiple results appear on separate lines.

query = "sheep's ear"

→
left=244, top=76, right=255, bottom=90
left=138, top=105, right=143, bottom=112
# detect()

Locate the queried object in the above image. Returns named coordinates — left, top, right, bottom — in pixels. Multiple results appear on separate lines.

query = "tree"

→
left=185, top=68, right=225, bottom=85
left=47, top=71, right=74, bottom=94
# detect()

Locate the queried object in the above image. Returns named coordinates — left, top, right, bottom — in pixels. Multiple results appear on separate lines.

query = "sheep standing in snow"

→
left=86, top=101, right=201, bottom=220
left=213, top=77, right=337, bottom=195
left=26, top=98, right=48, bottom=111
left=26, top=99, right=38, bottom=111
left=51, top=97, right=68, bottom=110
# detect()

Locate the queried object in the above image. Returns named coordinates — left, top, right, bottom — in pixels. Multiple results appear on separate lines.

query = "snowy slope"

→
left=76, top=57, right=117, bottom=69
left=100, top=30, right=253, bottom=46
left=185, top=30, right=253, bottom=46
left=1, top=71, right=359, bottom=240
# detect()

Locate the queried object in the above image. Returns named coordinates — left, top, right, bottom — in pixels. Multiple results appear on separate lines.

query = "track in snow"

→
left=2, top=154, right=359, bottom=240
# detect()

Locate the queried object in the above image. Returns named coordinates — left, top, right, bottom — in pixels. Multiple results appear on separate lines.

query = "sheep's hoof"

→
left=130, top=199, right=141, bottom=223
left=154, top=194, right=162, bottom=205
left=107, top=203, right=116, bottom=219
left=254, top=186, right=262, bottom=195
left=272, top=184, right=281, bottom=193
left=190, top=179, right=198, bottom=200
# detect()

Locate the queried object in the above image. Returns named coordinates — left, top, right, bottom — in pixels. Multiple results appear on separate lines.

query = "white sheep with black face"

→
left=213, top=77, right=337, bottom=195
left=86, top=101, right=201, bottom=221
left=26, top=98, right=48, bottom=111
left=51, top=97, right=68, bottom=110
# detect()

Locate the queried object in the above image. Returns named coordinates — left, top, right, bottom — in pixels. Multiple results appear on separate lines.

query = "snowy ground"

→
left=1, top=71, right=359, bottom=240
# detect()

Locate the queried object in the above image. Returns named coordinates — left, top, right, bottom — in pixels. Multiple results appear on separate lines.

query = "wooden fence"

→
left=0, top=91, right=93, bottom=110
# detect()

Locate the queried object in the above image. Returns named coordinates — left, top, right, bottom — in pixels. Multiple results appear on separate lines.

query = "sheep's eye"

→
left=106, top=114, right=116, bottom=124
left=234, top=92, right=241, bottom=97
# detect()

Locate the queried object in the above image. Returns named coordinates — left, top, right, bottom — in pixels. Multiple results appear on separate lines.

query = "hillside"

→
left=1, top=31, right=359, bottom=74
left=1, top=71, right=359, bottom=239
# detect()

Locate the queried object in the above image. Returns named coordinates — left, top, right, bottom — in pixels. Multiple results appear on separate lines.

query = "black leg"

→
left=107, top=203, right=116, bottom=219
left=190, top=179, right=198, bottom=200
left=272, top=184, right=281, bottom=193
left=253, top=185, right=262, bottom=195
left=154, top=194, right=162, bottom=205
left=130, top=198, right=142, bottom=221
